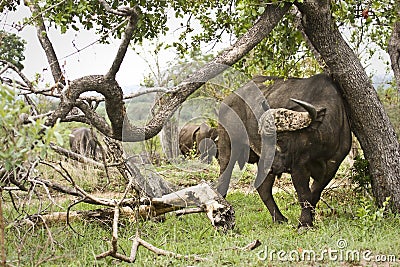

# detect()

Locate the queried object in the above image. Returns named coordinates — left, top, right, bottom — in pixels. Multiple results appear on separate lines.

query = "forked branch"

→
left=95, top=207, right=208, bottom=263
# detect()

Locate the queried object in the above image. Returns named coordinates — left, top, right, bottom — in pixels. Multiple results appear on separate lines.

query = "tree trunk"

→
left=160, top=118, right=179, bottom=161
left=388, top=6, right=400, bottom=91
left=296, top=0, right=400, bottom=209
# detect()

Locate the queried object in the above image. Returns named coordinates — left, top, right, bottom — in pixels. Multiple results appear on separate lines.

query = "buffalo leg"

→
left=216, top=159, right=235, bottom=197
left=216, top=134, right=235, bottom=197
left=310, top=162, right=341, bottom=217
left=291, top=167, right=313, bottom=227
left=257, top=173, right=288, bottom=223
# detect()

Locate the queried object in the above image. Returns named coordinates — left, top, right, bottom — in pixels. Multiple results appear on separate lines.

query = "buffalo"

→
left=178, top=123, right=218, bottom=163
left=69, top=127, right=100, bottom=159
left=216, top=74, right=351, bottom=227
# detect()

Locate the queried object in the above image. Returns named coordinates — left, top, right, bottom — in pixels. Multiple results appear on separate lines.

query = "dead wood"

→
left=17, top=182, right=235, bottom=232
left=125, top=158, right=179, bottom=198
left=127, top=233, right=208, bottom=262
left=152, top=182, right=235, bottom=231
left=49, top=144, right=103, bottom=167
left=94, top=205, right=208, bottom=263
left=228, top=240, right=262, bottom=252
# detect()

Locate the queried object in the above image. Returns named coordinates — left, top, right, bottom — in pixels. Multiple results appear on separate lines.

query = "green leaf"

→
left=54, top=131, right=64, bottom=146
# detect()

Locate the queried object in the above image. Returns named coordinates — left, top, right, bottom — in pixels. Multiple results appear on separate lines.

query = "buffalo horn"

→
left=290, top=98, right=317, bottom=121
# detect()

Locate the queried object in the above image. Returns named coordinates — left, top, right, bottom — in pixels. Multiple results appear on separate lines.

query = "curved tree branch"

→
left=43, top=3, right=292, bottom=142
left=123, top=2, right=293, bottom=141
left=98, top=0, right=137, bottom=17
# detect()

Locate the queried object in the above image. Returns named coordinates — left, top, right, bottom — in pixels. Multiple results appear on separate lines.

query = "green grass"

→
left=4, top=161, right=400, bottom=266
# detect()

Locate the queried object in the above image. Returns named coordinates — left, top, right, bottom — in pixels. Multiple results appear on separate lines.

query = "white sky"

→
left=1, top=5, right=181, bottom=89
left=1, top=4, right=393, bottom=89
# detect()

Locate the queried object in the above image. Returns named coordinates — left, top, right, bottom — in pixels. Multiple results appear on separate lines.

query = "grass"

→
left=3, top=160, right=400, bottom=266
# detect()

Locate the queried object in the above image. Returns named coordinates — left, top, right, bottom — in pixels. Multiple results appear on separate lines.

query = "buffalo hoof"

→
left=297, top=225, right=313, bottom=234
left=297, top=221, right=313, bottom=231
left=273, top=216, right=288, bottom=224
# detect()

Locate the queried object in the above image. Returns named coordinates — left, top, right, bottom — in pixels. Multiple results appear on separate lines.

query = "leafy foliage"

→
left=28, top=0, right=170, bottom=42
left=4, top=0, right=396, bottom=78
left=0, top=30, right=26, bottom=70
left=233, top=7, right=319, bottom=77
left=0, top=85, right=60, bottom=174
left=0, top=0, right=18, bottom=12
left=332, top=0, right=398, bottom=59
left=350, top=155, right=372, bottom=193
left=355, top=196, right=391, bottom=235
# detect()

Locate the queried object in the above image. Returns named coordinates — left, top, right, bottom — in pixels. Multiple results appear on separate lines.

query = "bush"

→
left=350, top=155, right=371, bottom=193
left=0, top=86, right=58, bottom=170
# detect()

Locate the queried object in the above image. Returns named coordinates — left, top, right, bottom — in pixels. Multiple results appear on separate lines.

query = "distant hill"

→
left=122, top=84, right=141, bottom=94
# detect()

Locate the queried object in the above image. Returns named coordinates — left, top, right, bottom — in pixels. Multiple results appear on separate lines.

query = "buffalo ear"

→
left=311, top=108, right=327, bottom=129
left=316, top=108, right=327, bottom=122
left=209, top=128, right=218, bottom=140
left=261, top=100, right=269, bottom=111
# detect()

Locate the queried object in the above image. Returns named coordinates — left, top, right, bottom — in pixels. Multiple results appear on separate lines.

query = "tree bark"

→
left=296, top=0, right=400, bottom=208
left=388, top=5, right=400, bottom=91
left=160, top=118, right=179, bottom=160
left=25, top=2, right=64, bottom=86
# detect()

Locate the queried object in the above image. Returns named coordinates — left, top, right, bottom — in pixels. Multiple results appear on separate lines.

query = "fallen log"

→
left=16, top=182, right=235, bottom=232
left=152, top=182, right=235, bottom=231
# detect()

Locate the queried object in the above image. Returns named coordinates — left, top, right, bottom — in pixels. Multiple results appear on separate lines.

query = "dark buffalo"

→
left=179, top=123, right=218, bottom=163
left=216, top=74, right=351, bottom=227
left=69, top=127, right=100, bottom=159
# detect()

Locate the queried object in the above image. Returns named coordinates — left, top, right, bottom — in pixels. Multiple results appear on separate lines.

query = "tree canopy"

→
left=0, top=30, right=26, bottom=70
left=2, top=0, right=397, bottom=78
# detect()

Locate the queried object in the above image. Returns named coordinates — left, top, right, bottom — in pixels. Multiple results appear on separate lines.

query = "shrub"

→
left=350, top=155, right=371, bottom=193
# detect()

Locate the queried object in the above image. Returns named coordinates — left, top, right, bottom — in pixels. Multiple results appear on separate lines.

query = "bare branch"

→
left=98, top=0, right=137, bottom=16
left=0, top=60, right=34, bottom=89
left=24, top=1, right=65, bottom=86
left=49, top=143, right=104, bottom=167
left=96, top=212, right=208, bottom=263
left=18, top=87, right=58, bottom=97
left=79, top=86, right=171, bottom=102
left=129, top=235, right=208, bottom=262
left=59, top=19, right=130, bottom=62
left=106, top=12, right=139, bottom=79
left=74, top=101, right=114, bottom=136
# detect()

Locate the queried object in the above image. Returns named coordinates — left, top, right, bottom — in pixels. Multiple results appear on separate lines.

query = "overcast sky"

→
left=1, top=5, right=393, bottom=90
left=2, top=5, right=181, bottom=89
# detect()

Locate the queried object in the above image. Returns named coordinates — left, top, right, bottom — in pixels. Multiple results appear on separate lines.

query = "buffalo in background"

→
left=69, top=127, right=101, bottom=160
left=178, top=123, right=218, bottom=163
left=216, top=74, right=351, bottom=227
